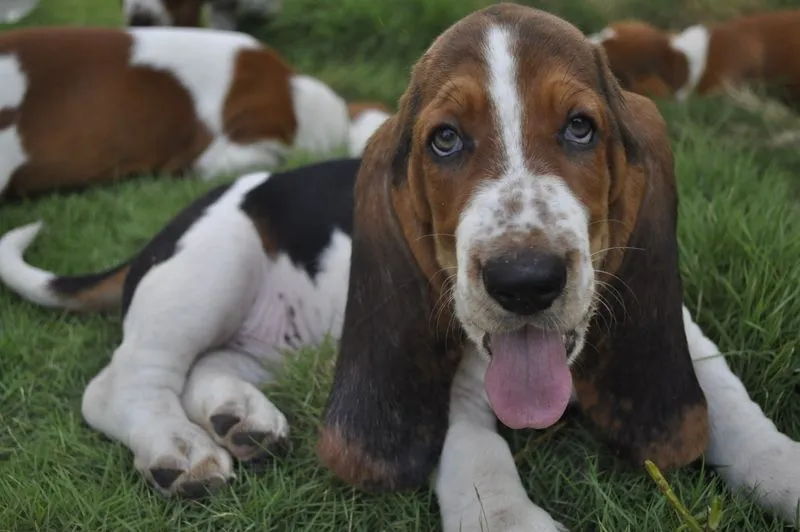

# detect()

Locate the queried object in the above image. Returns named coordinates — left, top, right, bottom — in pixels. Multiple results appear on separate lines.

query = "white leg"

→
left=435, top=346, right=567, bottom=532
left=684, top=306, right=800, bottom=524
left=182, top=348, right=290, bottom=463
left=81, top=224, right=266, bottom=497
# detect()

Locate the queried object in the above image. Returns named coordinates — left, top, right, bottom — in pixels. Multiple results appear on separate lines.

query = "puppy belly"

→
left=226, top=259, right=335, bottom=363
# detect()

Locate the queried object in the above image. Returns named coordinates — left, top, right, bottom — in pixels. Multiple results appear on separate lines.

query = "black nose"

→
left=128, top=12, right=156, bottom=26
left=482, top=250, right=567, bottom=315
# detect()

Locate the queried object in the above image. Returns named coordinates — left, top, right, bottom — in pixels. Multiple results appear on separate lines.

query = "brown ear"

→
left=573, top=49, right=709, bottom=471
left=316, top=87, right=462, bottom=493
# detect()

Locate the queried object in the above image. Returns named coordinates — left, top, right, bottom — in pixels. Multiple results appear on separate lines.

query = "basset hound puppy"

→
left=0, top=25, right=351, bottom=199
left=123, top=0, right=281, bottom=31
left=589, top=10, right=800, bottom=103
left=0, top=4, right=798, bottom=531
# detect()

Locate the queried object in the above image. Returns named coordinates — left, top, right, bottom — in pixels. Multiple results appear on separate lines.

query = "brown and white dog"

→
left=123, top=0, right=281, bottom=31
left=1, top=4, right=799, bottom=531
left=589, top=10, right=800, bottom=103
left=0, top=25, right=351, bottom=199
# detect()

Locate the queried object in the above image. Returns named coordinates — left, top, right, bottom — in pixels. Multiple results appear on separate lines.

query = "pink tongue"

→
left=485, top=326, right=573, bottom=429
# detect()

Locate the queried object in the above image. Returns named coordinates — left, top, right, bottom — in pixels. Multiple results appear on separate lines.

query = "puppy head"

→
left=319, top=3, right=708, bottom=492
left=588, top=20, right=690, bottom=99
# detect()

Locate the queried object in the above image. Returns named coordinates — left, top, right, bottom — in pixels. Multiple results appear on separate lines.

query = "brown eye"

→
left=429, top=126, right=464, bottom=157
left=563, top=115, right=596, bottom=145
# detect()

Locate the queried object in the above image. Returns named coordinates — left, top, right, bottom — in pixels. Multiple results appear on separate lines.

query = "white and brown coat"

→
left=590, top=10, right=800, bottom=103
left=0, top=26, right=349, bottom=198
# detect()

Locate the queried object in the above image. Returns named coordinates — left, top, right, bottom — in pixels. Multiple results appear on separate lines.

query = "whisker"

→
left=594, top=279, right=626, bottom=310
left=414, top=233, right=456, bottom=243
left=590, top=245, right=645, bottom=257
left=594, top=268, right=636, bottom=302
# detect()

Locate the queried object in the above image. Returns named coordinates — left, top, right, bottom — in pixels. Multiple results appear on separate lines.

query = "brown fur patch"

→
left=240, top=211, right=279, bottom=257
left=222, top=47, right=297, bottom=145
left=316, top=426, right=391, bottom=491
left=639, top=405, right=709, bottom=470
left=71, top=266, right=131, bottom=312
left=2, top=27, right=214, bottom=198
left=576, top=377, right=708, bottom=470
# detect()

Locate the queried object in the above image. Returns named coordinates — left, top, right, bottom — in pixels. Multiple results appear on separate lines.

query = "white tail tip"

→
left=0, top=221, right=63, bottom=308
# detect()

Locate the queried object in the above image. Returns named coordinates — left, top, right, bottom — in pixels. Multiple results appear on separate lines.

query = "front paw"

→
left=133, top=422, right=234, bottom=498
left=202, top=382, right=291, bottom=465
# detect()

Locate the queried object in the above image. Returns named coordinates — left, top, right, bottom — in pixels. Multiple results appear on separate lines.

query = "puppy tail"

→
left=0, top=221, right=129, bottom=312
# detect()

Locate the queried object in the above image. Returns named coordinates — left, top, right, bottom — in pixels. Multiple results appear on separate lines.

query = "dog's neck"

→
left=669, top=25, right=711, bottom=101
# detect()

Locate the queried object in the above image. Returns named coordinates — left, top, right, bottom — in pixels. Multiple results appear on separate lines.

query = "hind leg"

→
left=182, top=348, right=290, bottom=464
left=81, top=222, right=267, bottom=497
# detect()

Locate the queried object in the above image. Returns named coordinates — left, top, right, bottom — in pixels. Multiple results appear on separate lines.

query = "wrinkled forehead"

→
left=418, top=6, right=600, bottom=99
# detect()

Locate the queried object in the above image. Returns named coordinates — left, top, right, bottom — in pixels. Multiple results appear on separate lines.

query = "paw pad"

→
left=149, top=467, right=183, bottom=490
left=210, top=413, right=240, bottom=437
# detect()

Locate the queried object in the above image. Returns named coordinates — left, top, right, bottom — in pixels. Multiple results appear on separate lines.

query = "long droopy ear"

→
left=573, top=48, right=709, bottom=471
left=316, top=85, right=463, bottom=492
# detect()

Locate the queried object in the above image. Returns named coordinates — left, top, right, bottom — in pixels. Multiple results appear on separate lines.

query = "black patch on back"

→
left=240, top=158, right=360, bottom=279
left=121, top=184, right=230, bottom=316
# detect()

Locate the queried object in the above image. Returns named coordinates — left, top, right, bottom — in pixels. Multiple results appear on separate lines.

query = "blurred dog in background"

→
left=589, top=10, right=800, bottom=105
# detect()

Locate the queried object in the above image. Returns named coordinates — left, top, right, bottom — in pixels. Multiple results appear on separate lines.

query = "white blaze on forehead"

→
left=484, top=25, right=526, bottom=175
left=453, top=22, right=596, bottom=353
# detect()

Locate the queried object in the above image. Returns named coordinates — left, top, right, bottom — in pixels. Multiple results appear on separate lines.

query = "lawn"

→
left=1, top=0, right=799, bottom=530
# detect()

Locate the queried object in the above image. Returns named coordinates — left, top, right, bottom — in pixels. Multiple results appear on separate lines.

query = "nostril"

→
left=482, top=250, right=567, bottom=315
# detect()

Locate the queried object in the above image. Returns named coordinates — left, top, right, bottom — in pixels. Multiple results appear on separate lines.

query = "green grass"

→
left=1, top=0, right=800, bottom=531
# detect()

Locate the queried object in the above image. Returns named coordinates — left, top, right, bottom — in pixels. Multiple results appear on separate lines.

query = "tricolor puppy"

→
left=0, top=26, right=349, bottom=199
left=317, top=3, right=800, bottom=529
left=123, top=0, right=281, bottom=31
left=589, top=10, right=800, bottom=102
left=1, top=5, right=799, bottom=531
